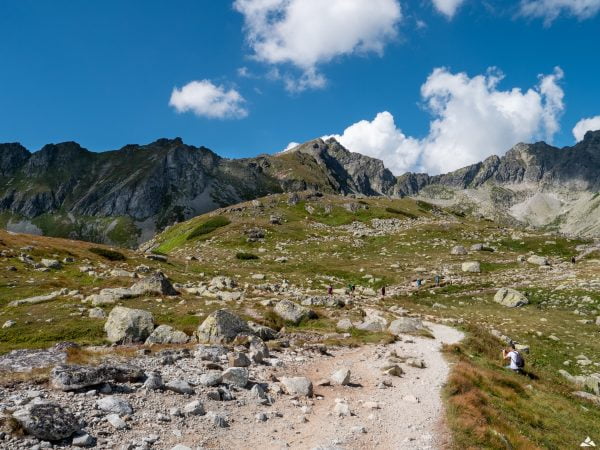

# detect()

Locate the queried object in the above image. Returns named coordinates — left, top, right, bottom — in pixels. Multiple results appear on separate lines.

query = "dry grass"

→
left=0, top=367, right=51, bottom=388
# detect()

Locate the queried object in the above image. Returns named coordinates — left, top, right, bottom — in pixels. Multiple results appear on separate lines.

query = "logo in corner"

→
left=581, top=437, right=596, bottom=447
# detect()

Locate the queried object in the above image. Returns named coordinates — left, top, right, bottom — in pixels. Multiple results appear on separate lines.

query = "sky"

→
left=1, top=0, right=599, bottom=175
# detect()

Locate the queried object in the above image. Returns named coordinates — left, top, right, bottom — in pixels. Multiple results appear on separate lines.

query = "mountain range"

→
left=1, top=130, right=599, bottom=246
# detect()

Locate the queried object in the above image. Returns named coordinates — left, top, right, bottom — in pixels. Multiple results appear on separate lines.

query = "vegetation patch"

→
left=187, top=216, right=231, bottom=240
left=235, top=252, right=259, bottom=260
left=384, top=207, right=417, bottom=219
left=88, top=247, right=126, bottom=261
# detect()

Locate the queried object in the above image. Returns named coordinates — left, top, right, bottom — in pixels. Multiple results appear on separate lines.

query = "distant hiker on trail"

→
left=328, top=285, right=333, bottom=296
left=502, top=344, right=525, bottom=373
left=434, top=275, right=441, bottom=286
left=381, top=286, right=386, bottom=297
left=571, top=255, right=576, bottom=264
left=416, top=278, right=422, bottom=288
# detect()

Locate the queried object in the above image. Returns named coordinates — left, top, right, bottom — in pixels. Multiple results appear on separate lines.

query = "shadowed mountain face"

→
left=0, top=137, right=400, bottom=246
left=1, top=131, right=599, bottom=245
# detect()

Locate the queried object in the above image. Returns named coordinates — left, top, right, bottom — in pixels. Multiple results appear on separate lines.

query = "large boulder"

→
left=12, top=401, right=81, bottom=441
left=104, top=306, right=155, bottom=344
left=281, top=377, right=313, bottom=397
left=494, top=288, right=529, bottom=308
left=388, top=317, right=425, bottom=335
left=51, top=364, right=145, bottom=391
left=130, top=271, right=178, bottom=296
left=527, top=255, right=549, bottom=266
left=461, top=261, right=481, bottom=273
left=357, top=316, right=388, bottom=332
left=196, top=309, right=251, bottom=344
left=145, top=325, right=189, bottom=345
left=274, top=300, right=316, bottom=325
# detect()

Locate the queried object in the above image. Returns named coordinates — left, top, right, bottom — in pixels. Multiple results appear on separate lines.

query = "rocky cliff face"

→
left=396, top=130, right=600, bottom=194
left=0, top=137, right=399, bottom=245
left=398, top=130, right=600, bottom=237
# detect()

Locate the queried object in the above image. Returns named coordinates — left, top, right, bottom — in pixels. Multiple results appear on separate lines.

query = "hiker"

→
left=571, top=255, right=576, bottom=264
left=434, top=275, right=440, bottom=286
left=381, top=285, right=386, bottom=297
left=416, top=278, right=422, bottom=288
left=502, top=344, right=525, bottom=373
left=328, top=285, right=333, bottom=296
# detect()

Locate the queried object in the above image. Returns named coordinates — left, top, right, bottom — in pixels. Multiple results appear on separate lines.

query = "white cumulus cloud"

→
left=330, top=67, right=565, bottom=175
left=233, top=0, right=402, bottom=91
left=573, top=115, right=600, bottom=141
left=520, top=0, right=600, bottom=24
left=169, top=80, right=248, bottom=119
left=432, top=0, right=466, bottom=18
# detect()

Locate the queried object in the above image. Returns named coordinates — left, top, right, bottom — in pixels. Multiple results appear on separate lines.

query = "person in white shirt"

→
left=502, top=345, right=524, bottom=372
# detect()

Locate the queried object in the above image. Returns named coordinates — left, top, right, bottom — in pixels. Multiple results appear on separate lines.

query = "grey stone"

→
left=145, top=325, right=189, bottom=345
left=527, top=255, right=549, bottom=266
left=96, top=396, right=133, bottom=415
left=130, top=271, right=178, bottom=296
left=104, top=306, right=155, bottom=344
left=196, top=309, right=251, bottom=344
left=41, top=259, right=62, bottom=269
left=12, top=402, right=81, bottom=441
left=199, top=371, right=223, bottom=387
left=165, top=380, right=194, bottom=395
left=461, top=261, right=481, bottom=273
left=182, top=400, right=205, bottom=416
left=105, top=414, right=127, bottom=430
left=388, top=317, right=425, bottom=335
left=494, top=288, right=529, bottom=308
left=228, top=352, right=251, bottom=367
left=51, top=364, right=144, bottom=391
left=88, top=307, right=106, bottom=319
left=142, top=371, right=164, bottom=390
left=274, top=300, right=316, bottom=325
left=72, top=433, right=95, bottom=447
left=330, top=368, right=351, bottom=386
left=450, top=245, right=467, bottom=255
left=281, top=377, right=313, bottom=397
left=222, top=367, right=249, bottom=388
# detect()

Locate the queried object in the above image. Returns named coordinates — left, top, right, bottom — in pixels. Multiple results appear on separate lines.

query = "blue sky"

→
left=1, top=0, right=599, bottom=174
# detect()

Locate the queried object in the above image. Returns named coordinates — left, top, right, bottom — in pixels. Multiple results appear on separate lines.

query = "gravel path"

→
left=218, top=323, right=464, bottom=450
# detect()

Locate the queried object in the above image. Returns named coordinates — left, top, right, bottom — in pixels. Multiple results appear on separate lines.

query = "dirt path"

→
left=215, top=323, right=464, bottom=450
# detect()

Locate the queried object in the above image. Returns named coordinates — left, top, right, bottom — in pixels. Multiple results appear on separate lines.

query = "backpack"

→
left=514, top=351, right=525, bottom=369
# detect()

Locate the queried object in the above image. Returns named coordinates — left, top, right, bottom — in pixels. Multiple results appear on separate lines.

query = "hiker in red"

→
left=328, top=285, right=333, bottom=296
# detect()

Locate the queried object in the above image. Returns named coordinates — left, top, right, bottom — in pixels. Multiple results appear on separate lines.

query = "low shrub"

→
left=236, top=252, right=259, bottom=260
left=89, top=247, right=126, bottom=261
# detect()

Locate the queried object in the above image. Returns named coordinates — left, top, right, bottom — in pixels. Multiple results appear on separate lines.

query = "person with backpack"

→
left=502, top=344, right=525, bottom=373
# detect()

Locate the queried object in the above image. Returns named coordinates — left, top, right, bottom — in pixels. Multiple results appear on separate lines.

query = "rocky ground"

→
left=2, top=193, right=600, bottom=448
